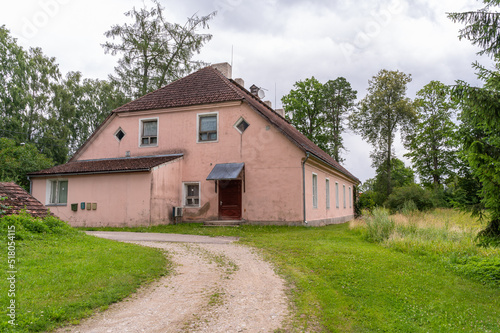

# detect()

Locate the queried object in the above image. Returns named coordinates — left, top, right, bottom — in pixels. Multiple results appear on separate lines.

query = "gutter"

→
left=302, top=152, right=310, bottom=224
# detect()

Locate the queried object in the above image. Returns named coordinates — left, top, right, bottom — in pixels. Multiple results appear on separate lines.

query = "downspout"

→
left=28, top=176, right=32, bottom=194
left=302, top=152, right=310, bottom=224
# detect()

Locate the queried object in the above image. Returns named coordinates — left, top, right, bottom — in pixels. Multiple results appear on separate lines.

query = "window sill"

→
left=139, top=144, right=158, bottom=148
left=46, top=204, right=67, bottom=207
left=184, top=205, right=200, bottom=209
left=196, top=140, right=218, bottom=144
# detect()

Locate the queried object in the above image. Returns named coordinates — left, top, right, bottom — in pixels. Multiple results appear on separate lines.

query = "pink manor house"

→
left=28, top=63, right=359, bottom=227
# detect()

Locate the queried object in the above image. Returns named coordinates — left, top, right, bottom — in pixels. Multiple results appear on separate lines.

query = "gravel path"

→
left=56, top=233, right=290, bottom=333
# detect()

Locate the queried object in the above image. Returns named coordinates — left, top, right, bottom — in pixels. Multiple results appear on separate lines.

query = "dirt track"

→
left=56, top=233, right=290, bottom=333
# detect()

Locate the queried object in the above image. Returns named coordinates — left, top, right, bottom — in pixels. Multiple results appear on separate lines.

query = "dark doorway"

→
left=218, top=180, right=242, bottom=220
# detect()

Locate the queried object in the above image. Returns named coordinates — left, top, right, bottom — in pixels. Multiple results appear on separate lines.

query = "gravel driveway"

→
left=56, top=232, right=290, bottom=332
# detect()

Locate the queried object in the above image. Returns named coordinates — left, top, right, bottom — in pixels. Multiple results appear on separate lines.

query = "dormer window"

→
left=140, top=118, right=158, bottom=146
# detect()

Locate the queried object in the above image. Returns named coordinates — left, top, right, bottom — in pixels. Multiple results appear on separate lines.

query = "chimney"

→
left=211, top=62, right=232, bottom=79
left=234, top=78, right=244, bottom=87
left=250, top=84, right=259, bottom=96
left=264, top=100, right=272, bottom=108
left=275, top=109, right=285, bottom=117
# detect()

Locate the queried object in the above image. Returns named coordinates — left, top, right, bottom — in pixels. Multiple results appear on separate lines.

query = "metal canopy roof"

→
left=206, top=163, right=244, bottom=180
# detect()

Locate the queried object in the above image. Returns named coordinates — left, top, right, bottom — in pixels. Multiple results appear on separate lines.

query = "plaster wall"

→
left=31, top=172, right=152, bottom=227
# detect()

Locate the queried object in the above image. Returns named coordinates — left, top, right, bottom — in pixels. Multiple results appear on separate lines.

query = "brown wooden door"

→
left=218, top=180, right=242, bottom=220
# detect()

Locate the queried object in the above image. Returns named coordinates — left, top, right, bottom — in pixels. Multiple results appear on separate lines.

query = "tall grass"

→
left=351, top=208, right=500, bottom=286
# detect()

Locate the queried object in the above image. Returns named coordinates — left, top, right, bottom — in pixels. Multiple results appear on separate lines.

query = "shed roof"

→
left=206, top=163, right=244, bottom=180
left=28, top=154, right=182, bottom=177
left=0, top=182, right=52, bottom=218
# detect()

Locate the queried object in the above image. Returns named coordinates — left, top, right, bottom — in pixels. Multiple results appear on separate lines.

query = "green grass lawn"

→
left=0, top=213, right=168, bottom=332
left=83, top=210, right=500, bottom=332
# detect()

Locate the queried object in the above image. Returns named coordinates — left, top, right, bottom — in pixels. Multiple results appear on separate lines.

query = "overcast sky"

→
left=0, top=0, right=492, bottom=182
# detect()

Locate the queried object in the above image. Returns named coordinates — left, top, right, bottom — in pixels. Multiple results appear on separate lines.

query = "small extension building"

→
left=28, top=63, right=359, bottom=227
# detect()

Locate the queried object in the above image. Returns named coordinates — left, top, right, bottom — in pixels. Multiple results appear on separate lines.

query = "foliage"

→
left=0, top=196, right=9, bottom=217
left=0, top=26, right=129, bottom=165
left=282, top=76, right=356, bottom=161
left=322, top=77, right=357, bottom=162
left=0, top=213, right=167, bottom=332
left=350, top=69, right=416, bottom=197
left=0, top=138, right=54, bottom=190
left=364, top=207, right=395, bottom=242
left=362, top=157, right=415, bottom=206
left=103, top=0, right=216, bottom=99
left=404, top=81, right=459, bottom=187
left=449, top=1, right=500, bottom=239
left=385, top=185, right=435, bottom=212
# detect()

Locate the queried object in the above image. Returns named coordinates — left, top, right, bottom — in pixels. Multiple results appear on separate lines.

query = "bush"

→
left=0, top=210, right=77, bottom=240
left=385, top=185, right=435, bottom=212
left=365, top=208, right=395, bottom=243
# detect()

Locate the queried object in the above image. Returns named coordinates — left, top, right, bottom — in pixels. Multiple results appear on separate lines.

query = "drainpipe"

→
left=302, top=152, right=310, bottom=224
left=28, top=176, right=32, bottom=194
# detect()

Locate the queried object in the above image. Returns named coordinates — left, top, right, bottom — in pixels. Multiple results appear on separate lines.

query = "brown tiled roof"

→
left=0, top=182, right=52, bottom=218
left=109, top=66, right=358, bottom=182
left=28, top=155, right=182, bottom=176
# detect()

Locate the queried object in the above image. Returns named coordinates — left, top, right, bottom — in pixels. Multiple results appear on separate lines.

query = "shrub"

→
left=365, top=208, right=395, bottom=243
left=385, top=185, right=435, bottom=212
left=0, top=210, right=77, bottom=240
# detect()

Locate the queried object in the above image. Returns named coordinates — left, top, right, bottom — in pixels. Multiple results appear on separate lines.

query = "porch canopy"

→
left=206, top=163, right=244, bottom=180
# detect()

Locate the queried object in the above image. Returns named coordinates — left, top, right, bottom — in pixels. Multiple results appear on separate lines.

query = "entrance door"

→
left=218, top=180, right=242, bottom=220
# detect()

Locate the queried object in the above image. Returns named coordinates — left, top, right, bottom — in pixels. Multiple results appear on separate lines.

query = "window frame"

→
left=139, top=117, right=159, bottom=147
left=114, top=127, right=126, bottom=142
left=349, top=186, right=352, bottom=209
left=335, top=182, right=339, bottom=208
left=343, top=184, right=346, bottom=209
left=326, top=178, right=330, bottom=209
left=197, top=112, right=219, bottom=143
left=234, top=117, right=250, bottom=134
left=183, top=182, right=201, bottom=208
left=46, top=179, right=68, bottom=206
left=312, top=173, right=318, bottom=209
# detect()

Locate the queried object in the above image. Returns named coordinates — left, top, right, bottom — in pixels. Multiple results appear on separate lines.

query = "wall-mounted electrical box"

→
left=71, top=203, right=78, bottom=212
left=86, top=203, right=91, bottom=210
left=92, top=203, right=97, bottom=210
left=80, top=202, right=85, bottom=210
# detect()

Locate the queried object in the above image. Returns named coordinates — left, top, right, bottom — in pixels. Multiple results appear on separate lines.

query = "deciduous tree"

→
left=103, top=0, right=216, bottom=99
left=404, top=81, right=458, bottom=188
left=350, top=69, right=416, bottom=197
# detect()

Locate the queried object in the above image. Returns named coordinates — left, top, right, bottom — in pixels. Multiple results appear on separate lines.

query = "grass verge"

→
left=81, top=212, right=500, bottom=332
left=0, top=212, right=168, bottom=332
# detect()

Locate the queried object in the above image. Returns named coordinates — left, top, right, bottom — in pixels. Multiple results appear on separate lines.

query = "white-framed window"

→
left=139, top=117, right=158, bottom=147
left=312, top=173, right=318, bottom=209
left=234, top=117, right=250, bottom=134
left=197, top=112, right=218, bottom=142
left=114, top=127, right=126, bottom=142
left=335, top=182, right=339, bottom=208
left=349, top=186, right=352, bottom=208
left=326, top=178, right=330, bottom=209
left=47, top=179, right=68, bottom=205
left=184, top=182, right=200, bottom=207
left=343, top=184, right=346, bottom=209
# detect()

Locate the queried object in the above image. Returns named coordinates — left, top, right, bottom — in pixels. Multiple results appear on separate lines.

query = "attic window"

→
left=115, top=128, right=126, bottom=141
left=234, top=117, right=249, bottom=134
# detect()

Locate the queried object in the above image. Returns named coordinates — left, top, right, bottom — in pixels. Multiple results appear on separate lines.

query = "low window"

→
left=349, top=186, right=352, bottom=208
left=335, top=182, right=339, bottom=208
left=49, top=180, right=68, bottom=205
left=326, top=179, right=330, bottom=209
left=184, top=183, right=200, bottom=207
left=234, top=117, right=249, bottom=134
left=198, top=114, right=217, bottom=142
left=140, top=118, right=158, bottom=146
left=312, top=173, right=318, bottom=209
left=343, top=185, right=346, bottom=209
